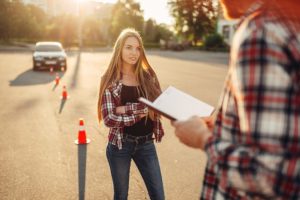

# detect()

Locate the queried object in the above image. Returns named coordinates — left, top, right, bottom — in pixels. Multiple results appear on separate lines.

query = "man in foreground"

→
left=172, top=0, right=300, bottom=199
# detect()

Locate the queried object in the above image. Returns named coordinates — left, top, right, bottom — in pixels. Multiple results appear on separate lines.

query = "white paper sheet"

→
left=139, top=86, right=214, bottom=120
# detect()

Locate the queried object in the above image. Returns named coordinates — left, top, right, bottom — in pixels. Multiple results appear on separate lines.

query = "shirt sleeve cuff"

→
left=124, top=103, right=134, bottom=114
left=125, top=103, right=147, bottom=114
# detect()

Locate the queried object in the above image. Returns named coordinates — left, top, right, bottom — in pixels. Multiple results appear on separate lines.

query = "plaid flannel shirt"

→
left=101, top=81, right=164, bottom=149
left=201, top=1, right=300, bottom=199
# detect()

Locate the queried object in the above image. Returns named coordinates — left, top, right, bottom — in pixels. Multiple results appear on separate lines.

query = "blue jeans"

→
left=106, top=140, right=165, bottom=200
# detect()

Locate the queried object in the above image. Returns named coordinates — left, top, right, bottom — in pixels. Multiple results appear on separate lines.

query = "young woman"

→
left=98, top=28, right=165, bottom=200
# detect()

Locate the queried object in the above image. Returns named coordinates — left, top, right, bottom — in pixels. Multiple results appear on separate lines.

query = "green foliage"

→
left=168, top=0, right=217, bottom=44
left=82, top=16, right=104, bottom=44
left=25, top=5, right=47, bottom=39
left=144, top=19, right=173, bottom=43
left=45, top=15, right=78, bottom=47
left=156, top=24, right=174, bottom=41
left=143, top=43, right=160, bottom=49
left=203, top=33, right=228, bottom=51
left=110, top=0, right=144, bottom=41
left=0, top=1, right=47, bottom=41
left=0, top=0, right=173, bottom=47
left=0, top=0, right=12, bottom=40
left=144, top=19, right=156, bottom=42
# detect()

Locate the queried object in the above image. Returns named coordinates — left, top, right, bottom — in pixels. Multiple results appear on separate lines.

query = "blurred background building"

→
left=216, top=2, right=238, bottom=46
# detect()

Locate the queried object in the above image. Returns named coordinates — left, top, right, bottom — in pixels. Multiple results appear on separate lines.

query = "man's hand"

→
left=171, top=116, right=212, bottom=150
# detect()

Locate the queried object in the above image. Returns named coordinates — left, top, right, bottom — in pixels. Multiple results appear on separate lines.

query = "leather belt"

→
left=123, top=133, right=154, bottom=144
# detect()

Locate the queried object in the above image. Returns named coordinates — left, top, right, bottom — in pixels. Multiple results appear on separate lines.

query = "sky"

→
left=97, top=0, right=173, bottom=25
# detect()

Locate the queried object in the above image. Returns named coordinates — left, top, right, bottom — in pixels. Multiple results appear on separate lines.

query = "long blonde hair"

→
left=98, top=28, right=162, bottom=122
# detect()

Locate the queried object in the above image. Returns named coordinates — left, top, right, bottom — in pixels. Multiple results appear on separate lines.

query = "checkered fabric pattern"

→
left=201, top=1, right=300, bottom=199
left=101, top=81, right=164, bottom=149
left=125, top=102, right=149, bottom=114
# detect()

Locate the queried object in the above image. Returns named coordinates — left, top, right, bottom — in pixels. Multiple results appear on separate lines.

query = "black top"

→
left=121, top=84, right=154, bottom=136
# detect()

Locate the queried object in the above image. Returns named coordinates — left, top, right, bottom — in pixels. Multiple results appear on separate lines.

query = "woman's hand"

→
left=124, top=102, right=148, bottom=115
left=116, top=106, right=147, bottom=119
left=116, top=106, right=126, bottom=114
left=171, top=116, right=212, bottom=150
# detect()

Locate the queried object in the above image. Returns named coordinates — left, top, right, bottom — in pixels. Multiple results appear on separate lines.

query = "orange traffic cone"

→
left=55, top=73, right=60, bottom=85
left=75, top=118, right=90, bottom=144
left=60, top=85, right=69, bottom=99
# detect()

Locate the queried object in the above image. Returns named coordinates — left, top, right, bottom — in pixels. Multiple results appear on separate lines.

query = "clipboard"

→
left=138, top=97, right=177, bottom=120
left=138, top=86, right=214, bottom=121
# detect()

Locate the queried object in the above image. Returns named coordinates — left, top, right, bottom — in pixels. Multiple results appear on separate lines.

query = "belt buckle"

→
left=135, top=136, right=146, bottom=144
left=125, top=134, right=151, bottom=144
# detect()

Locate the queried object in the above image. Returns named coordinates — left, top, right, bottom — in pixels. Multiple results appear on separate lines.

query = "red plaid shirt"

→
left=101, top=81, right=164, bottom=149
left=202, top=1, right=300, bottom=199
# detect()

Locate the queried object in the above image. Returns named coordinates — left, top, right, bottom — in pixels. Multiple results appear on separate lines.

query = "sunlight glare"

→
left=94, top=0, right=118, bottom=3
left=81, top=0, right=172, bottom=25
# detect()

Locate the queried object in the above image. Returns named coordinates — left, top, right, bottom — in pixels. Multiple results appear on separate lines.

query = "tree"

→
left=26, top=4, right=47, bottom=40
left=110, top=0, right=144, bottom=41
left=45, top=14, right=78, bottom=46
left=0, top=0, right=47, bottom=41
left=144, top=19, right=156, bottom=42
left=169, top=0, right=216, bottom=45
left=0, top=0, right=26, bottom=40
left=82, top=16, right=104, bottom=46
left=0, top=0, right=11, bottom=40
left=143, top=19, right=173, bottom=43
left=155, top=23, right=174, bottom=42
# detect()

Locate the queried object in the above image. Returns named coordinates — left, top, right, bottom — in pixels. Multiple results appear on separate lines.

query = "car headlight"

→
left=34, top=56, right=44, bottom=61
left=58, top=56, right=66, bottom=61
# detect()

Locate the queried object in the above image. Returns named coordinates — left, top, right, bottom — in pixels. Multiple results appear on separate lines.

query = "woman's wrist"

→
left=116, top=106, right=126, bottom=114
left=124, top=103, right=147, bottom=114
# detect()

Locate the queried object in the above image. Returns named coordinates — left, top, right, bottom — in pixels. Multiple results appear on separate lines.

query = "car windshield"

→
left=35, top=44, right=62, bottom=52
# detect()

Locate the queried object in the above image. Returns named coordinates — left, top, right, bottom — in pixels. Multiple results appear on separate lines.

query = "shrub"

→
left=144, top=43, right=160, bottom=49
left=203, top=33, right=228, bottom=51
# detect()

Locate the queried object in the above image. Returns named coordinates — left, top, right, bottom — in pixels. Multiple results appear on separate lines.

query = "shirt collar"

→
left=111, top=80, right=123, bottom=98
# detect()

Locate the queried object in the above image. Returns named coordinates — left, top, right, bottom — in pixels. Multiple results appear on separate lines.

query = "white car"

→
left=33, top=42, right=67, bottom=71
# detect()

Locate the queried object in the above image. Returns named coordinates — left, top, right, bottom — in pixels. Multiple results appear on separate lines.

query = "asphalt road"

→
left=0, top=50, right=228, bottom=200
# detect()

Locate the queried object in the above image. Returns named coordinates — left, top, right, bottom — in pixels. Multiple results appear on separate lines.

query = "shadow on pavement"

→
left=71, top=51, right=81, bottom=89
left=59, top=99, right=67, bottom=114
left=52, top=83, right=58, bottom=91
left=9, top=69, right=65, bottom=86
left=78, top=144, right=87, bottom=200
